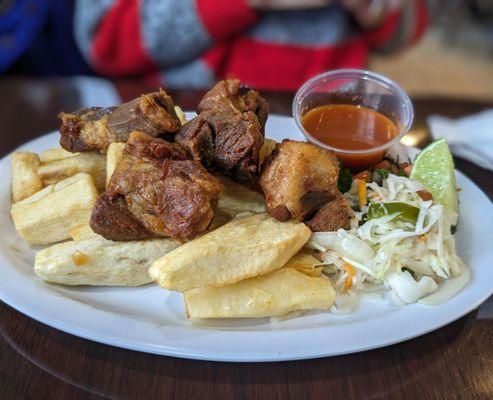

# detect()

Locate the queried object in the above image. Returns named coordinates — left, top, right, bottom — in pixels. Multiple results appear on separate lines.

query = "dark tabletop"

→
left=1, top=77, right=492, bottom=400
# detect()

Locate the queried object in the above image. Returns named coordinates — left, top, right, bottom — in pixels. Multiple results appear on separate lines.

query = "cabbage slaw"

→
left=307, top=174, right=469, bottom=312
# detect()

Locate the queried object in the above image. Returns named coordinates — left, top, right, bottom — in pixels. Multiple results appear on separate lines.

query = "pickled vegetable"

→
left=367, top=202, right=420, bottom=224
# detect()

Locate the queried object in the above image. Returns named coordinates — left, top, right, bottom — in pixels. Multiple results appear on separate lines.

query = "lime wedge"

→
left=410, top=139, right=458, bottom=213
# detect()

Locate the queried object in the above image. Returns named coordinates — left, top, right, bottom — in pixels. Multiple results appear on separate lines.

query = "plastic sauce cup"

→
left=292, top=69, right=414, bottom=169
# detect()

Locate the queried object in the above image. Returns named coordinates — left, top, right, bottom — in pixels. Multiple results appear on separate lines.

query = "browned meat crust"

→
left=59, top=107, right=115, bottom=152
left=259, top=140, right=339, bottom=221
left=90, top=194, right=155, bottom=241
left=176, top=80, right=268, bottom=183
left=90, top=132, right=223, bottom=242
left=305, top=194, right=351, bottom=232
left=59, top=89, right=181, bottom=153
left=197, top=79, right=269, bottom=129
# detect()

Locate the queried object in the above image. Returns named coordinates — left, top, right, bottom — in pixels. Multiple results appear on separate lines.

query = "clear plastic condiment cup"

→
left=292, top=69, right=414, bottom=169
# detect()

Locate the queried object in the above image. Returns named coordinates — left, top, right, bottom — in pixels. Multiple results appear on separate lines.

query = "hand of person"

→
left=341, top=0, right=402, bottom=29
left=247, top=0, right=333, bottom=11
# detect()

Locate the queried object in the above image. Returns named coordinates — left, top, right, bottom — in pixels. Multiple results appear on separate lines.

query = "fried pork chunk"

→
left=176, top=79, right=268, bottom=183
left=197, top=79, right=269, bottom=128
left=90, top=132, right=223, bottom=242
left=305, top=194, right=351, bottom=232
left=59, top=89, right=181, bottom=153
left=260, top=140, right=351, bottom=231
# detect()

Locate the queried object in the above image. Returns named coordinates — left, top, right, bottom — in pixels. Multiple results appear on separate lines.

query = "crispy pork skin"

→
left=260, top=140, right=340, bottom=222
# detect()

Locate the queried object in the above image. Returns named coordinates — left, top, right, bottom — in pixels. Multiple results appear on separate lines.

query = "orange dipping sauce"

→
left=302, top=104, right=399, bottom=169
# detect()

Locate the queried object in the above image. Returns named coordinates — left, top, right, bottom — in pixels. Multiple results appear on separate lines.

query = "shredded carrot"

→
left=357, top=179, right=367, bottom=207
left=343, top=263, right=356, bottom=290
left=419, top=233, right=428, bottom=243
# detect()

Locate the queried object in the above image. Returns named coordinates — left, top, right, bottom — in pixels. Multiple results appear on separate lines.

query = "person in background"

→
left=2, top=0, right=427, bottom=91
left=0, top=0, right=92, bottom=75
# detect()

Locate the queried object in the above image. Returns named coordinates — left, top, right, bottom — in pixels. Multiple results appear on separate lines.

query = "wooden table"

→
left=1, top=78, right=492, bottom=400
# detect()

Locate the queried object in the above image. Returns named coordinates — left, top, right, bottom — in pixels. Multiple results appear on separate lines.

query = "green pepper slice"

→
left=367, top=202, right=420, bottom=224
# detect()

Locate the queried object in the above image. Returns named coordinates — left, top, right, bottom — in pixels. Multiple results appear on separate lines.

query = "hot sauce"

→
left=302, top=104, right=399, bottom=169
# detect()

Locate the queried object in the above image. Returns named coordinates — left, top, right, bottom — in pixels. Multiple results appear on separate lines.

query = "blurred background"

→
left=372, top=0, right=493, bottom=100
left=2, top=0, right=493, bottom=97
left=1, top=0, right=493, bottom=154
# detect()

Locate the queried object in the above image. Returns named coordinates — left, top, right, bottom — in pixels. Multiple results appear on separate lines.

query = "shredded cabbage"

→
left=419, top=261, right=469, bottom=306
left=309, top=174, right=469, bottom=311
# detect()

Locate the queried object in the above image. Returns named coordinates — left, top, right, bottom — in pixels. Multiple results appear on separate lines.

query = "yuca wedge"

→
left=39, top=147, right=77, bottom=163
left=184, top=267, right=335, bottom=319
left=106, top=142, right=125, bottom=188
left=38, top=152, right=106, bottom=190
left=11, top=173, right=98, bottom=245
left=217, top=177, right=266, bottom=217
left=285, top=250, right=322, bottom=277
left=259, top=138, right=277, bottom=166
left=149, top=213, right=311, bottom=291
left=207, top=178, right=266, bottom=231
left=69, top=224, right=100, bottom=241
left=35, top=236, right=179, bottom=286
left=11, top=152, right=43, bottom=203
left=174, top=105, right=187, bottom=125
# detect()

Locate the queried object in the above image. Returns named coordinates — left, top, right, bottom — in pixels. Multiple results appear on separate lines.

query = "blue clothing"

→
left=0, top=0, right=91, bottom=74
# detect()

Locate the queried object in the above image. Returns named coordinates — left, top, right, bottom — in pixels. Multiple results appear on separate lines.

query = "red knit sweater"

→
left=73, top=0, right=427, bottom=91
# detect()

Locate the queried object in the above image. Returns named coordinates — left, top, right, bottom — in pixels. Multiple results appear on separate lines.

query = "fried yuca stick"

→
left=259, top=138, right=277, bottom=166
left=11, top=152, right=43, bottom=203
left=105, top=142, right=125, bottom=188
left=285, top=250, right=322, bottom=277
left=149, top=213, right=311, bottom=292
left=217, top=176, right=266, bottom=217
left=38, top=152, right=106, bottom=190
left=39, top=148, right=77, bottom=163
left=174, top=105, right=187, bottom=125
left=11, top=173, right=98, bottom=245
left=35, top=236, right=179, bottom=286
left=184, top=267, right=335, bottom=319
left=69, top=224, right=100, bottom=241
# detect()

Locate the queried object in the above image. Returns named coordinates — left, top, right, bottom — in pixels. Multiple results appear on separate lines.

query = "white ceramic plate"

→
left=1, top=115, right=492, bottom=362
